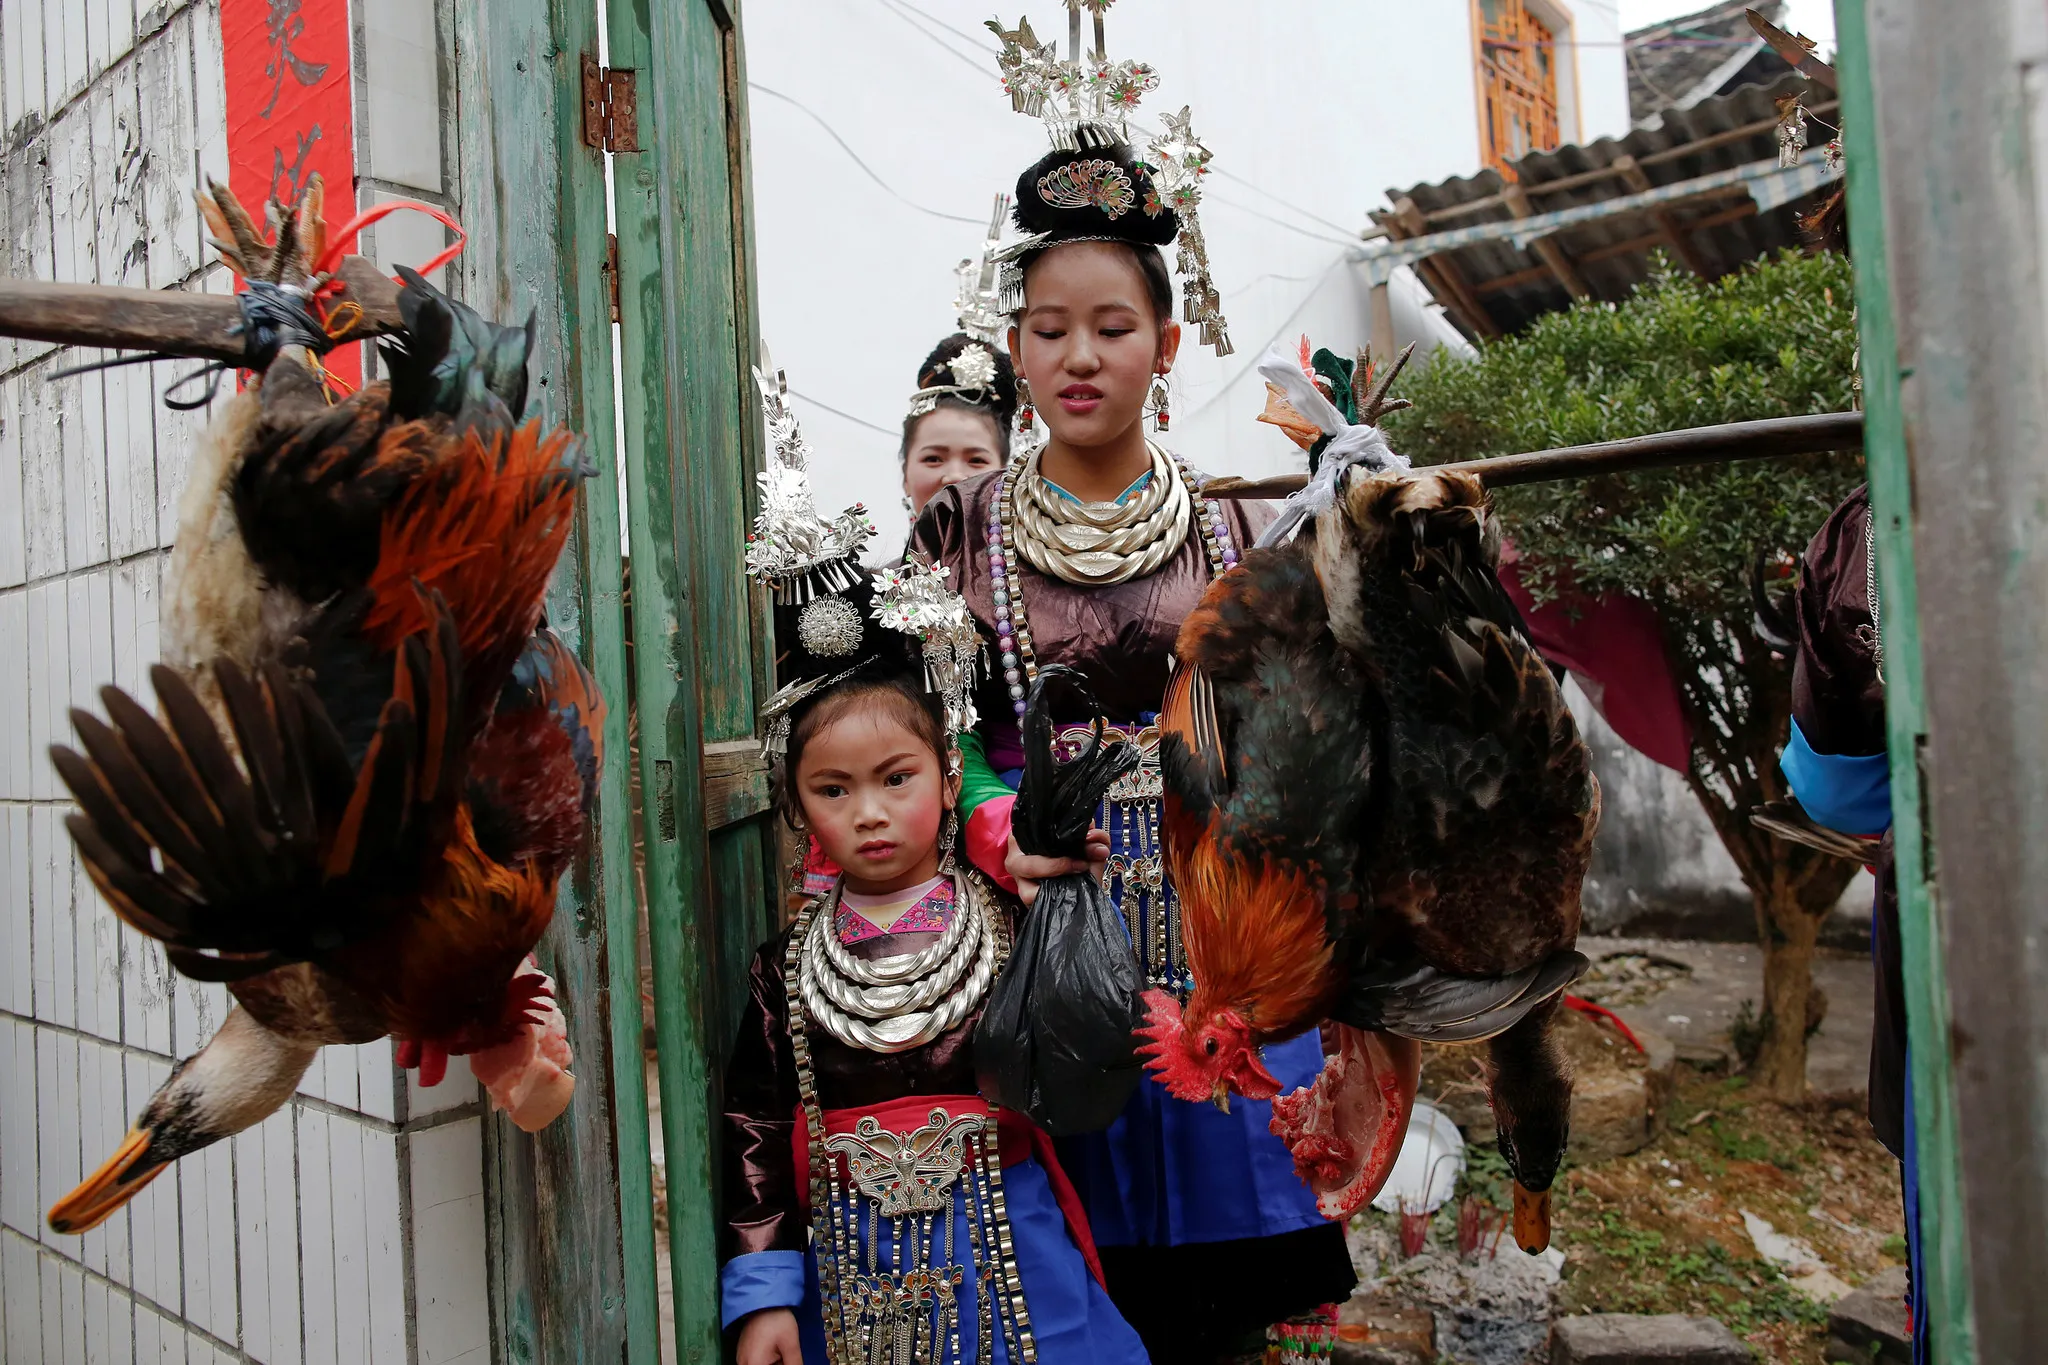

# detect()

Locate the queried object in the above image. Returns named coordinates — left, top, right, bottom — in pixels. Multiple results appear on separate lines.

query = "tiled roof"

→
left=1626, top=0, right=1784, bottom=123
left=1376, top=74, right=1836, bottom=337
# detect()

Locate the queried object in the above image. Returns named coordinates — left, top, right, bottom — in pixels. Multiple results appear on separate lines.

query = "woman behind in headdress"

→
left=900, top=333, right=1017, bottom=526
left=898, top=197, right=1021, bottom=527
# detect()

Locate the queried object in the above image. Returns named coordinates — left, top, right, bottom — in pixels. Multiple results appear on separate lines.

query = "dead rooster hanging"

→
left=13, top=179, right=603, bottom=1234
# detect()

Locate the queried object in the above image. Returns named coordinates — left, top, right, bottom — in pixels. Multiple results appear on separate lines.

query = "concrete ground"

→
left=1581, top=933, right=1876, bottom=1094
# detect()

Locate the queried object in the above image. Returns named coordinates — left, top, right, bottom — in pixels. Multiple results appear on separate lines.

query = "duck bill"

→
left=1269, top=1025, right=1421, bottom=1222
left=48, top=1128, right=169, bottom=1235
left=1512, top=1182, right=1553, bottom=1254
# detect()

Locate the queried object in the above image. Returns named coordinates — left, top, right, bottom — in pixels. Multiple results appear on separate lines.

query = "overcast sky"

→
left=1618, top=0, right=1836, bottom=55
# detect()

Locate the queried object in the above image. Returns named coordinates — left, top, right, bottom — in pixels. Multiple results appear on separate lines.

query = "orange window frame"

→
left=1472, top=0, right=1563, bottom=180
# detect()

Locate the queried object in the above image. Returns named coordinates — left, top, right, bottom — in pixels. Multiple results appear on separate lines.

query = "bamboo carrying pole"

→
left=0, top=255, right=404, bottom=364
left=1199, top=410, right=1865, bottom=498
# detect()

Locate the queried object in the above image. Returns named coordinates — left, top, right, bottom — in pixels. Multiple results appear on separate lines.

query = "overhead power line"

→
left=790, top=386, right=901, bottom=439
left=867, top=0, right=994, bottom=78
left=748, top=83, right=987, bottom=225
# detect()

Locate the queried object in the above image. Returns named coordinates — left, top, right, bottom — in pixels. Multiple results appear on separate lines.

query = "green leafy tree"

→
left=1384, top=251, right=1864, bottom=1098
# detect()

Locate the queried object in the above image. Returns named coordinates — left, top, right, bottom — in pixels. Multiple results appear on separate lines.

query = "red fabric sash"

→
left=790, top=1094, right=1105, bottom=1288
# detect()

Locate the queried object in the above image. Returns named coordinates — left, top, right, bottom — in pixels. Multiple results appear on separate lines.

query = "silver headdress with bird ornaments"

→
left=953, top=192, right=1012, bottom=348
left=750, top=351, right=985, bottom=757
left=905, top=199, right=1022, bottom=423
left=748, top=353, right=877, bottom=606
left=986, top=0, right=1232, bottom=355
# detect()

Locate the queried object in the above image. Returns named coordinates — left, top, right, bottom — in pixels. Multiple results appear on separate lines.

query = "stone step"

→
left=1549, top=1313, right=1752, bottom=1364
left=1824, top=1265, right=1911, bottom=1364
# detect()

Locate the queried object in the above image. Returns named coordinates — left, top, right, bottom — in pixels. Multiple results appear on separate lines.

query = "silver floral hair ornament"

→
left=954, top=193, right=1013, bottom=346
left=749, top=352, right=986, bottom=760
left=987, top=5, right=1156, bottom=153
left=906, top=342, right=1004, bottom=419
left=871, top=557, right=985, bottom=740
left=1147, top=106, right=1232, bottom=356
left=748, top=348, right=881, bottom=758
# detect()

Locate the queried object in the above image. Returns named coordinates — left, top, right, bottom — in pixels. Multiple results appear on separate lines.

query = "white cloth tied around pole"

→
left=1252, top=343, right=1410, bottom=549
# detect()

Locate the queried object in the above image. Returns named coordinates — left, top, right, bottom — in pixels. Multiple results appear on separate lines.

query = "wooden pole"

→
left=0, top=255, right=403, bottom=363
left=1200, top=410, right=1864, bottom=499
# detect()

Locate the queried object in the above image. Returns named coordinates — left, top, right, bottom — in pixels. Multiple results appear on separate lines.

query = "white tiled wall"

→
left=0, top=1, right=490, bottom=1361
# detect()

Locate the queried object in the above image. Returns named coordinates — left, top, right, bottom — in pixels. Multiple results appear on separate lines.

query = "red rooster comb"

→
left=1134, top=988, right=1189, bottom=1085
left=1135, top=989, right=1283, bottom=1106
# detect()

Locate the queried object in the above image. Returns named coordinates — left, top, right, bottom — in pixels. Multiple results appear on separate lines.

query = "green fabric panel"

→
left=957, top=730, right=1018, bottom=820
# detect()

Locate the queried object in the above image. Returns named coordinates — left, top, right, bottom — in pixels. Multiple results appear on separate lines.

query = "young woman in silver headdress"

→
left=900, top=196, right=1020, bottom=523
left=908, top=11, right=1356, bottom=1360
left=900, top=334, right=1017, bottom=523
left=719, top=366, right=1146, bottom=1365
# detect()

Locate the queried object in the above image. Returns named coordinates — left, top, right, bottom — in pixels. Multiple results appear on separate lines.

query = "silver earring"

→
left=938, top=809, right=959, bottom=876
left=787, top=847, right=810, bottom=903
left=902, top=492, right=914, bottom=517
left=1148, top=374, right=1171, bottom=432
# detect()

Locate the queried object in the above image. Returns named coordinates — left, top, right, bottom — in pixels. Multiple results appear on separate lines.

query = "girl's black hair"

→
left=898, top=333, right=1017, bottom=468
left=774, top=668, right=951, bottom=830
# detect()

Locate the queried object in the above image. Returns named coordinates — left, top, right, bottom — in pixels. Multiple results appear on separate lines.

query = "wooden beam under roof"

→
left=1468, top=198, right=1761, bottom=296
left=1501, top=181, right=1592, bottom=298
left=1387, top=197, right=1501, bottom=339
left=1614, top=153, right=1716, bottom=276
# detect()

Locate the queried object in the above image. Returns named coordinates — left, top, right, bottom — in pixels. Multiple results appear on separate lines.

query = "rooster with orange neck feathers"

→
left=1138, top=342, right=1598, bottom=1254
left=38, top=180, right=599, bottom=1234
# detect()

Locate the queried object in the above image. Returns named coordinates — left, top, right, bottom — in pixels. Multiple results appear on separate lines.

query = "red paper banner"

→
left=219, top=0, right=358, bottom=383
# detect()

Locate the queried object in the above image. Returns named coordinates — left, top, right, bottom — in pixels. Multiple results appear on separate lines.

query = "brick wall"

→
left=0, top=2, right=490, bottom=1361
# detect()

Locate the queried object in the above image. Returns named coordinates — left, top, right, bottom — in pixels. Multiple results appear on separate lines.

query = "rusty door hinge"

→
left=581, top=55, right=640, bottom=152
left=604, top=232, right=621, bottom=323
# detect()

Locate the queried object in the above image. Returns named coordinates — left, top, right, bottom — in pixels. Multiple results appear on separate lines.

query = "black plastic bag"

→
left=973, top=667, right=1147, bottom=1134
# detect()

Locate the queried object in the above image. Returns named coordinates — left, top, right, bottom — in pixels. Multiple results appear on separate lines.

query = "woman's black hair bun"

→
left=916, top=332, right=1018, bottom=427
left=1011, top=143, right=1180, bottom=249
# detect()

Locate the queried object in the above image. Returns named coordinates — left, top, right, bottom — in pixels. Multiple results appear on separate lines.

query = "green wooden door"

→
left=448, top=1, right=660, bottom=1362
left=607, top=0, right=779, bottom=1361
left=447, top=0, right=771, bottom=1361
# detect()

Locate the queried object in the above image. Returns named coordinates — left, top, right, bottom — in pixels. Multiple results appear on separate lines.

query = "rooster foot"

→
left=469, top=961, right=576, bottom=1132
left=195, top=175, right=325, bottom=287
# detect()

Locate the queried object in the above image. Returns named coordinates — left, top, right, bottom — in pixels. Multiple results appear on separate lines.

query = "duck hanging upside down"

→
left=40, top=179, right=600, bottom=1234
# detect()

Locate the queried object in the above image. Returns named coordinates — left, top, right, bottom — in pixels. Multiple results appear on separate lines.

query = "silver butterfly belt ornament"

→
left=824, top=1108, right=987, bottom=1218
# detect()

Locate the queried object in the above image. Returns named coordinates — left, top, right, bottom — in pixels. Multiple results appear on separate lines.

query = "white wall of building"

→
left=0, top=3, right=490, bottom=1361
left=1564, top=0, right=1633, bottom=143
left=745, top=0, right=1626, bottom=552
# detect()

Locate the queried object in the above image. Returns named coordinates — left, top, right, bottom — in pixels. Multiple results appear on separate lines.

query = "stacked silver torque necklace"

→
left=785, top=874, right=1038, bottom=1365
